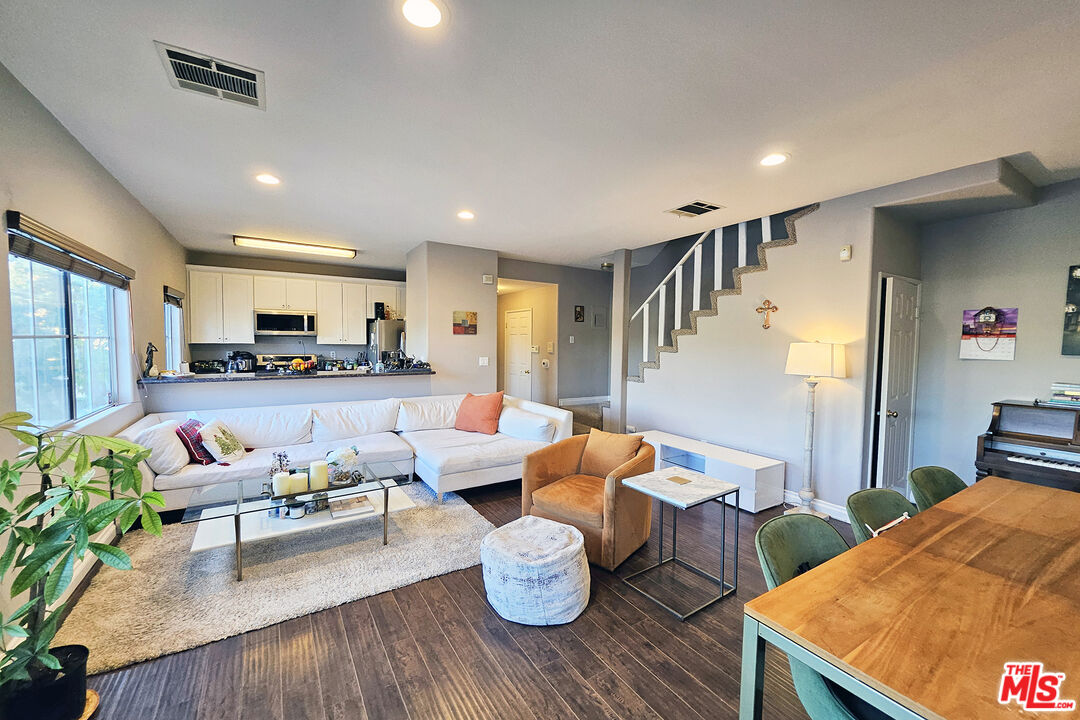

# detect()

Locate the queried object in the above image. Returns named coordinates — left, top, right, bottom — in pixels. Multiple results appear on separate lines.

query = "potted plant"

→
left=0, top=412, right=163, bottom=720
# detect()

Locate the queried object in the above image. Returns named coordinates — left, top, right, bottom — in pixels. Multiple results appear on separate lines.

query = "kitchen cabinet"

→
left=254, top=277, right=316, bottom=311
left=316, top=281, right=368, bottom=344
left=367, top=284, right=403, bottom=319
left=221, top=274, right=255, bottom=343
left=188, top=270, right=254, bottom=344
left=188, top=270, right=223, bottom=343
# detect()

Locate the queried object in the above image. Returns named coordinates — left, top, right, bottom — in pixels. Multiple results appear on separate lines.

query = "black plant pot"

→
left=0, top=645, right=89, bottom=720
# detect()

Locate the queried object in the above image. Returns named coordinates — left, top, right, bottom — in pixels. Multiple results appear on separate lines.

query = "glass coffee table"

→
left=181, top=459, right=414, bottom=580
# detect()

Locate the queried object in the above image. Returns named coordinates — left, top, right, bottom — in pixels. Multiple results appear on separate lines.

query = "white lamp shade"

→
left=785, top=342, right=846, bottom=378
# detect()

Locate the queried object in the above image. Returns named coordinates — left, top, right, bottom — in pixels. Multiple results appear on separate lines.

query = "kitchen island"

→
left=138, top=369, right=436, bottom=413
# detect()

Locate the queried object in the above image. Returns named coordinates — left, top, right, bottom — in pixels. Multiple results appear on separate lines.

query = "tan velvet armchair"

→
left=522, top=435, right=655, bottom=571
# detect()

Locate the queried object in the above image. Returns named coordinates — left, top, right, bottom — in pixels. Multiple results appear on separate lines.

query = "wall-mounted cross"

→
left=756, top=299, right=779, bottom=329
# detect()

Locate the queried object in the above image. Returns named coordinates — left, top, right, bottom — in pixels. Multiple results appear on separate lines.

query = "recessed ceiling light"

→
left=759, top=153, right=789, bottom=167
left=402, top=0, right=443, bottom=28
left=233, top=235, right=355, bottom=259
left=255, top=173, right=281, bottom=185
left=457, top=210, right=475, bottom=220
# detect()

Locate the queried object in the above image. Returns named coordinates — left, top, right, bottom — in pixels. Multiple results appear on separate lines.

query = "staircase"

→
left=627, top=204, right=818, bottom=383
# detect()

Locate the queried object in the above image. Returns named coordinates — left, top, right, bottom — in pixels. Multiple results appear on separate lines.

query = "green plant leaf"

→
left=35, top=650, right=60, bottom=670
left=2, top=624, right=28, bottom=638
left=89, top=436, right=142, bottom=454
left=140, top=504, right=163, bottom=536
left=73, top=522, right=89, bottom=557
left=7, top=597, right=37, bottom=622
left=84, top=498, right=130, bottom=534
left=0, top=412, right=33, bottom=427
left=25, top=494, right=67, bottom=520
left=43, top=548, right=75, bottom=606
left=0, top=531, right=20, bottom=578
left=117, top=503, right=140, bottom=533
left=15, top=492, right=44, bottom=515
left=10, top=543, right=67, bottom=596
left=8, top=429, right=39, bottom=446
left=89, top=542, right=131, bottom=570
left=142, top=490, right=166, bottom=508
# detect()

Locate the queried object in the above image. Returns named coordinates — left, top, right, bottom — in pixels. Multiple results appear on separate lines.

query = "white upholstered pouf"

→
left=481, top=515, right=590, bottom=625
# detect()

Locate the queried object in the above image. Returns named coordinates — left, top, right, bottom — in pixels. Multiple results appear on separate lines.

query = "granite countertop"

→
left=138, top=368, right=435, bottom=385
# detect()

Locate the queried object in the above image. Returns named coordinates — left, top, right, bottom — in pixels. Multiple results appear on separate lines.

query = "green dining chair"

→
left=845, top=489, right=918, bottom=544
left=755, top=515, right=888, bottom=720
left=908, top=466, right=967, bottom=512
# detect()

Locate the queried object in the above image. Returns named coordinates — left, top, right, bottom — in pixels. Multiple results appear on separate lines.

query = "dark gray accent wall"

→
left=187, top=251, right=405, bottom=281
left=497, top=258, right=612, bottom=399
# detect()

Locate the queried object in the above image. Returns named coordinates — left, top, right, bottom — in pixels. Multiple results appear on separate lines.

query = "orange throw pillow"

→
left=454, top=392, right=504, bottom=434
left=580, top=428, right=643, bottom=477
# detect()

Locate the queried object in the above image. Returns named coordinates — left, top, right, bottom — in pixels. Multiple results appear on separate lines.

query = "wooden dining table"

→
left=740, top=476, right=1080, bottom=720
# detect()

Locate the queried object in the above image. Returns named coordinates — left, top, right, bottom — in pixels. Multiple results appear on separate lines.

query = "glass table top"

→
left=180, top=459, right=412, bottom=524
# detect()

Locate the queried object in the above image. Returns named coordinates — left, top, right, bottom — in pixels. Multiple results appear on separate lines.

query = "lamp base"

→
left=784, top=505, right=829, bottom=519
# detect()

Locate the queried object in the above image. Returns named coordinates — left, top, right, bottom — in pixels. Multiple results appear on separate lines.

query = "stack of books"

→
left=1049, top=382, right=1080, bottom=406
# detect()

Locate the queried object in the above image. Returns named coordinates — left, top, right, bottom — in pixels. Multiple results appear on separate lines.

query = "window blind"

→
left=6, top=210, right=136, bottom=290
left=164, top=285, right=184, bottom=308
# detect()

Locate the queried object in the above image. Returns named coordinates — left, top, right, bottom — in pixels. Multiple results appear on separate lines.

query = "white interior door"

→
left=875, top=276, right=921, bottom=496
left=505, top=309, right=532, bottom=400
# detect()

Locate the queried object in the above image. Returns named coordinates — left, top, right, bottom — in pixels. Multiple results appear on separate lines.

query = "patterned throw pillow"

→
left=175, top=419, right=215, bottom=465
left=198, top=419, right=246, bottom=463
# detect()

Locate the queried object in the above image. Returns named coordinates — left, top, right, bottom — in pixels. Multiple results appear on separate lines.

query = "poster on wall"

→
left=959, top=307, right=1018, bottom=360
left=1063, top=265, right=1080, bottom=356
left=452, top=311, right=478, bottom=335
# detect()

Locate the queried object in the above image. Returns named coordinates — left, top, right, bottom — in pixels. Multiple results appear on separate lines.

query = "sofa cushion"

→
left=134, top=420, right=190, bottom=476
left=400, top=428, right=546, bottom=475
left=454, top=392, right=503, bottom=434
left=176, top=419, right=215, bottom=465
left=497, top=407, right=555, bottom=443
left=395, top=395, right=465, bottom=432
left=311, top=399, right=401, bottom=441
left=192, top=407, right=312, bottom=449
left=153, top=432, right=414, bottom=491
left=198, top=419, right=246, bottom=463
left=581, top=429, right=643, bottom=478
left=531, top=474, right=606, bottom=528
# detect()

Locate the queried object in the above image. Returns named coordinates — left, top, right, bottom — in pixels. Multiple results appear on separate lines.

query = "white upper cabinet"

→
left=367, top=284, right=402, bottom=319
left=253, top=276, right=287, bottom=310
left=316, top=281, right=368, bottom=344
left=343, top=283, right=368, bottom=343
left=221, top=274, right=255, bottom=344
left=188, top=270, right=223, bottom=343
left=286, top=278, right=317, bottom=311
left=188, top=270, right=254, bottom=344
left=256, top=276, right=317, bottom=311
left=315, top=281, right=344, bottom=344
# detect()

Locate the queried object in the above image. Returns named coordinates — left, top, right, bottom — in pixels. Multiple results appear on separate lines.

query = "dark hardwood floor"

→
left=88, top=482, right=854, bottom=719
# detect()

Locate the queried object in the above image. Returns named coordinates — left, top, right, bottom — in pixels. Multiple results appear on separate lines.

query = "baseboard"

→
left=783, top=490, right=850, bottom=524
left=558, top=395, right=610, bottom=406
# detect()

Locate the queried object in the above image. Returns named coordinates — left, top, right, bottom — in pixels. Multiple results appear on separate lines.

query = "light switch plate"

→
left=530, top=345, right=539, bottom=353
left=569, top=335, right=575, bottom=344
left=547, top=341, right=554, bottom=353
left=478, top=356, right=489, bottom=367
left=482, top=274, right=494, bottom=284
left=840, top=244, right=852, bottom=262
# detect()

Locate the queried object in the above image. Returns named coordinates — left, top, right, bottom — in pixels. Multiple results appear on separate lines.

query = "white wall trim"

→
left=558, top=395, right=610, bottom=406
left=783, top=490, right=850, bottom=524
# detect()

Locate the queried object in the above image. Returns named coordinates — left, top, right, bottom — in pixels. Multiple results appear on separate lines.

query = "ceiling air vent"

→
left=666, top=201, right=724, bottom=218
left=154, top=42, right=266, bottom=110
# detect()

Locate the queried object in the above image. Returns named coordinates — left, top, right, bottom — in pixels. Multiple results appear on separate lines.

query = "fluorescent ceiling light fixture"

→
left=255, top=173, right=281, bottom=185
left=457, top=210, right=475, bottom=220
left=233, top=235, right=355, bottom=259
left=759, top=153, right=789, bottom=167
left=402, top=0, right=442, bottom=27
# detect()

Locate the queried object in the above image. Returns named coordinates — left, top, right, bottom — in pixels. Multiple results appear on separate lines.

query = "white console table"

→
left=639, top=430, right=785, bottom=513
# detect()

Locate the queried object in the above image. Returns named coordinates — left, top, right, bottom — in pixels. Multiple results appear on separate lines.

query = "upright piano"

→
left=976, top=400, right=1080, bottom=492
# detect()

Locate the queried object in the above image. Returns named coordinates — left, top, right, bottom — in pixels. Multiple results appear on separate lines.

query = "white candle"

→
left=272, top=472, right=291, bottom=497
left=290, top=472, right=309, bottom=495
left=309, top=461, right=329, bottom=491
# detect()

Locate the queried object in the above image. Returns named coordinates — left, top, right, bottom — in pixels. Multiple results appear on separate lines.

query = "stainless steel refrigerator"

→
left=368, top=318, right=405, bottom=360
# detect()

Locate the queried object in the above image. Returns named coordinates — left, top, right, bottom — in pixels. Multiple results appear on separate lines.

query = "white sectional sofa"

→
left=117, top=394, right=572, bottom=510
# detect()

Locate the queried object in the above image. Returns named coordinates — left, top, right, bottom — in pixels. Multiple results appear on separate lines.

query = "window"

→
left=164, top=299, right=184, bottom=372
left=10, top=254, right=118, bottom=426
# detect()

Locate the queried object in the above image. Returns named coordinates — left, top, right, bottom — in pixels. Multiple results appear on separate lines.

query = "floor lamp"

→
left=784, top=342, right=846, bottom=517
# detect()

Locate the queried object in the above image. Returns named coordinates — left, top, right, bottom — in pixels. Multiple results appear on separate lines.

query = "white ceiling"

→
left=2, top=1, right=1080, bottom=271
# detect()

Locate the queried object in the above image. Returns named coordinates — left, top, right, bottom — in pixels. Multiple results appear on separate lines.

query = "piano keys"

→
left=976, top=400, right=1080, bottom=492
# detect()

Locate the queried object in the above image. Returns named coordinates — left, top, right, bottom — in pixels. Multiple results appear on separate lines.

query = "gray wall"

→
left=914, top=179, right=1080, bottom=481
left=497, top=258, right=612, bottom=400
left=497, top=284, right=559, bottom=406
left=408, top=242, right=498, bottom=395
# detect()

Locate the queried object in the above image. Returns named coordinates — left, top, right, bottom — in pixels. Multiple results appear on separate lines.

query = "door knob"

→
left=524, top=370, right=530, bottom=374
left=885, top=410, right=898, bottom=418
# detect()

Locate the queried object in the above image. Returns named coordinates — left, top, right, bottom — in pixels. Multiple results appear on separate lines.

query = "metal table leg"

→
left=383, top=484, right=389, bottom=545
left=739, top=615, right=765, bottom=720
left=234, top=513, right=243, bottom=581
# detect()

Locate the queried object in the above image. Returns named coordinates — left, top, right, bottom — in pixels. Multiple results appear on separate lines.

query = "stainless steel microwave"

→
left=254, top=310, right=317, bottom=336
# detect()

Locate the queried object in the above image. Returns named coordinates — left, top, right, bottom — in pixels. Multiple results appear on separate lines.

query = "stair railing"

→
left=630, top=229, right=710, bottom=365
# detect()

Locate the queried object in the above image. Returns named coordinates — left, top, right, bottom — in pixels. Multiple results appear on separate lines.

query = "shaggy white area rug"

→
left=54, top=483, right=494, bottom=674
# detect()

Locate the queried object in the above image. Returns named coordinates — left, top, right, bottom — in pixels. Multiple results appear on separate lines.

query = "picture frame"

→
left=574, top=305, right=585, bottom=322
